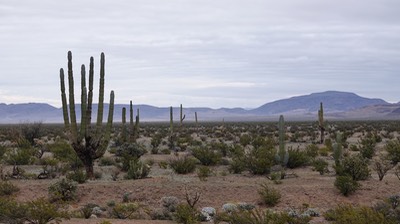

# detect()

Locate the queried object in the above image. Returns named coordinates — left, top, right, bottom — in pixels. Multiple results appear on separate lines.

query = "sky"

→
left=1, top=0, right=400, bottom=109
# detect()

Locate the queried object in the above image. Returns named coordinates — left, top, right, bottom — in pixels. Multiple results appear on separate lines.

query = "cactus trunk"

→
left=318, top=102, right=325, bottom=144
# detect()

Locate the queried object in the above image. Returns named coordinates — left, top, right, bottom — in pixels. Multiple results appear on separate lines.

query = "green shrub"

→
left=191, top=146, right=221, bottom=166
left=197, top=166, right=212, bottom=181
left=305, top=144, right=319, bottom=157
left=246, top=146, right=275, bottom=175
left=324, top=204, right=393, bottom=224
left=169, top=156, right=197, bottom=174
left=286, top=148, right=310, bottom=169
left=0, top=197, right=26, bottom=223
left=66, top=170, right=87, bottom=184
left=0, top=181, right=19, bottom=197
left=341, top=154, right=370, bottom=181
left=359, top=135, right=376, bottom=159
left=228, top=157, right=246, bottom=174
left=239, top=134, right=252, bottom=146
left=385, top=140, right=400, bottom=164
left=47, top=140, right=77, bottom=163
left=174, top=203, right=200, bottom=224
left=24, top=197, right=69, bottom=224
left=116, top=143, right=146, bottom=158
left=4, top=147, right=36, bottom=165
left=312, top=158, right=329, bottom=175
left=125, top=158, right=150, bottom=180
left=48, top=178, right=78, bottom=202
left=99, top=157, right=116, bottom=166
left=217, top=209, right=311, bottom=224
left=334, top=176, right=360, bottom=196
left=111, top=202, right=139, bottom=219
left=258, top=183, right=281, bottom=207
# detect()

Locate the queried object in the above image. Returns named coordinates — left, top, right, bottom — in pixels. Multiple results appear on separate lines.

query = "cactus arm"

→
left=80, top=65, right=87, bottom=137
left=122, top=107, right=126, bottom=142
left=59, top=68, right=70, bottom=128
left=135, top=108, right=140, bottom=139
left=105, top=90, right=114, bottom=142
left=96, top=52, right=105, bottom=129
left=87, top=56, right=94, bottom=127
left=67, top=51, right=78, bottom=143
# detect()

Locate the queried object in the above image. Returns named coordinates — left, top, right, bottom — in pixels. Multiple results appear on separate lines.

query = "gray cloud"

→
left=0, top=0, right=399, bottom=108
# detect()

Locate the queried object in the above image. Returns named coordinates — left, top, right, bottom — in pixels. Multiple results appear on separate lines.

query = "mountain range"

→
left=0, top=91, right=398, bottom=123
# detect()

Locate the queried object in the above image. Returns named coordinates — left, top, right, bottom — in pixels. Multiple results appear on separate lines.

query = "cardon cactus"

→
left=318, top=102, right=325, bottom=144
left=59, top=51, right=114, bottom=179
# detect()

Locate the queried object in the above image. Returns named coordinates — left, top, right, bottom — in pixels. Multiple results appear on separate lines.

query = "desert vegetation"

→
left=1, top=119, right=400, bottom=223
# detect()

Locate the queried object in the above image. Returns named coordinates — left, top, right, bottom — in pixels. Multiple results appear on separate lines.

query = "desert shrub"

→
left=239, top=134, right=252, bottom=146
left=197, top=166, right=212, bottom=181
left=80, top=203, right=99, bottom=219
left=385, top=140, right=400, bottom=164
left=115, top=143, right=146, bottom=158
left=258, top=183, right=281, bottom=207
left=48, top=178, right=78, bottom=202
left=305, top=144, right=319, bottom=157
left=111, top=202, right=140, bottom=219
left=373, top=157, right=394, bottom=181
left=169, top=156, right=197, bottom=174
left=24, top=197, right=69, bottom=224
left=174, top=203, right=200, bottom=224
left=47, top=140, right=77, bottom=163
left=0, top=197, right=26, bottom=223
left=341, top=154, right=370, bottom=181
left=286, top=148, right=310, bottom=169
left=228, top=156, right=247, bottom=174
left=66, top=170, right=87, bottom=184
left=312, top=158, right=329, bottom=175
left=0, top=197, right=69, bottom=224
left=4, top=147, right=36, bottom=165
left=246, top=146, right=275, bottom=175
left=359, top=136, right=376, bottom=159
left=216, top=209, right=311, bottom=224
left=98, top=157, right=116, bottom=166
left=334, top=176, right=360, bottom=196
left=18, top=122, right=44, bottom=146
left=191, top=146, right=221, bottom=166
left=0, top=181, right=19, bottom=196
left=125, top=158, right=150, bottom=180
left=324, top=204, right=393, bottom=224
left=0, top=145, right=7, bottom=158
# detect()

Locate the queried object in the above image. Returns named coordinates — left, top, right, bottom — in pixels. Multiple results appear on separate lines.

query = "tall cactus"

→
left=276, top=115, right=289, bottom=166
left=59, top=51, right=114, bottom=179
left=121, top=107, right=127, bottom=142
left=170, top=106, right=173, bottom=134
left=318, top=102, right=325, bottom=144
left=180, top=104, right=185, bottom=127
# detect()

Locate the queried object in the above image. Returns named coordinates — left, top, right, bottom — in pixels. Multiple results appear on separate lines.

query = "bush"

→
left=125, top=158, right=150, bottom=180
left=98, top=157, right=116, bottom=166
left=258, top=183, right=281, bottom=207
left=111, top=202, right=140, bottom=219
left=324, top=204, right=393, bottom=224
left=334, top=176, right=360, bottom=196
left=0, top=197, right=26, bottom=223
left=0, top=181, right=19, bottom=197
left=24, top=197, right=69, bottom=224
left=169, top=156, right=197, bottom=174
left=191, top=146, right=221, bottom=166
left=4, top=147, right=36, bottom=165
left=66, top=170, right=87, bottom=184
left=246, top=146, right=275, bottom=175
left=385, top=140, right=400, bottom=164
left=228, top=157, right=246, bottom=174
left=286, top=148, right=310, bottom=169
left=116, top=143, right=146, bottom=158
left=312, top=158, right=329, bottom=175
left=305, top=144, right=319, bottom=157
left=341, top=154, right=370, bottom=181
left=174, top=203, right=200, bottom=224
left=48, top=178, right=78, bottom=202
left=216, top=209, right=311, bottom=224
left=197, top=166, right=212, bottom=181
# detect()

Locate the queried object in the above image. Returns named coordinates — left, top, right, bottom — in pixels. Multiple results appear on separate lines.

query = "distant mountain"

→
left=251, top=91, right=388, bottom=115
left=0, top=91, right=396, bottom=123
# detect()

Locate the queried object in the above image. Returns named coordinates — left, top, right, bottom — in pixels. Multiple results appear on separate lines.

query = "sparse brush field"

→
left=1, top=120, right=400, bottom=223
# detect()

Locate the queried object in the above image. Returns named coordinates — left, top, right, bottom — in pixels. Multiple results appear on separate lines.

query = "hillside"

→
left=0, top=91, right=397, bottom=123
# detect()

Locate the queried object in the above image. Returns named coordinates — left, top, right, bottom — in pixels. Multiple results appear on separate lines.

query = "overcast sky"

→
left=1, top=0, right=400, bottom=109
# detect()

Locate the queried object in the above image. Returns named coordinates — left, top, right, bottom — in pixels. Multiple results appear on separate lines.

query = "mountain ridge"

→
left=0, top=91, right=397, bottom=123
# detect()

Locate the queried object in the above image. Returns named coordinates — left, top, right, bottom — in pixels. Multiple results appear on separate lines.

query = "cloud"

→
left=0, top=0, right=399, bottom=108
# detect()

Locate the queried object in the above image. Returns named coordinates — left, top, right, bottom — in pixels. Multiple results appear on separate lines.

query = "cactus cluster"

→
left=59, top=51, right=114, bottom=179
left=121, top=100, right=140, bottom=142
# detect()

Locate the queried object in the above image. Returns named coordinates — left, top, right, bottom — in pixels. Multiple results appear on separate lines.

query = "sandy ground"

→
left=7, top=153, right=400, bottom=224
